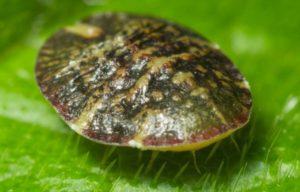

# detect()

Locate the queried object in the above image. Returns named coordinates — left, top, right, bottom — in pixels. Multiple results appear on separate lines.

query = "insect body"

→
left=36, top=13, right=252, bottom=151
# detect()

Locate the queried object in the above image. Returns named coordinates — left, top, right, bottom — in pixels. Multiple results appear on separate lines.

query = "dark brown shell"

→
left=35, top=13, right=252, bottom=151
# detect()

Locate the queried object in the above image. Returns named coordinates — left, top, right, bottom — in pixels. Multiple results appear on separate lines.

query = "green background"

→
left=1, top=0, right=299, bottom=191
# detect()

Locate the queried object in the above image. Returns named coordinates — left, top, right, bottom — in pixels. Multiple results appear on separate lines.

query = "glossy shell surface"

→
left=36, top=13, right=252, bottom=151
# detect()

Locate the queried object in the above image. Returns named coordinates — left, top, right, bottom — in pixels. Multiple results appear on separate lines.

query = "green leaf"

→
left=1, top=0, right=299, bottom=191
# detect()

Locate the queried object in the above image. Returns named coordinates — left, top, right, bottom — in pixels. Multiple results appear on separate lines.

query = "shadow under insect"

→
left=73, top=105, right=269, bottom=189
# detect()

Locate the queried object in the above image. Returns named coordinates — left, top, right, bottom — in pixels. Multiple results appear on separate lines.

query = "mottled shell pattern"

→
left=35, top=13, right=252, bottom=151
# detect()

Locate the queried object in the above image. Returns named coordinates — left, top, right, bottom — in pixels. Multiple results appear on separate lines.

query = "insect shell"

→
left=35, top=13, right=252, bottom=152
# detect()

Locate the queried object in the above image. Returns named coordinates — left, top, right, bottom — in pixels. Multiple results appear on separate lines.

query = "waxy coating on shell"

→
left=35, top=12, right=252, bottom=151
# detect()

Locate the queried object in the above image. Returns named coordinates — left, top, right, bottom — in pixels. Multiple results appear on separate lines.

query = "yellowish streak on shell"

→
left=213, top=69, right=230, bottom=81
left=71, top=98, right=103, bottom=131
left=172, top=94, right=181, bottom=101
left=196, top=65, right=207, bottom=73
left=147, top=57, right=172, bottom=73
left=208, top=80, right=218, bottom=88
left=235, top=80, right=250, bottom=89
left=190, top=87, right=207, bottom=97
left=127, top=74, right=150, bottom=101
left=132, top=47, right=156, bottom=60
left=151, top=90, right=164, bottom=101
left=172, top=71, right=197, bottom=88
left=65, top=23, right=103, bottom=39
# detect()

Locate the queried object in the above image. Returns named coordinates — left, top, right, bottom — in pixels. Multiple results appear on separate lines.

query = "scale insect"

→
left=35, top=12, right=252, bottom=151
